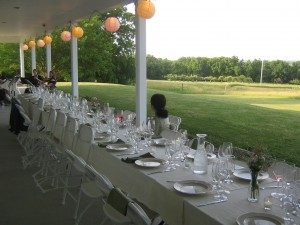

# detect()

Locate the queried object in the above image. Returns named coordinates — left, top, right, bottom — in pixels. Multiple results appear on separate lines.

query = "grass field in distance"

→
left=57, top=81, right=300, bottom=166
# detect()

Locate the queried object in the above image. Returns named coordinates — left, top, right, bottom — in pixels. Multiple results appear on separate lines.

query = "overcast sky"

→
left=128, top=0, right=300, bottom=61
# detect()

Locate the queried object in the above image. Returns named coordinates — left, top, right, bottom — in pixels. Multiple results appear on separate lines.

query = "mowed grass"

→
left=57, top=81, right=300, bottom=166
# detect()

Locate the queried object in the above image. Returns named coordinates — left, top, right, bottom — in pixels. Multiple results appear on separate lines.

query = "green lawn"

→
left=57, top=81, right=300, bottom=166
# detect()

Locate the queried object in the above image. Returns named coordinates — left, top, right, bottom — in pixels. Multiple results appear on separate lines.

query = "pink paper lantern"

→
left=37, top=39, right=45, bottom=47
left=22, top=44, right=29, bottom=51
left=61, top=31, right=71, bottom=42
left=104, top=17, right=120, bottom=33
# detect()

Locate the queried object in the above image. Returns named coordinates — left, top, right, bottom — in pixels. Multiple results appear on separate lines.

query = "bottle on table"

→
left=193, top=134, right=208, bottom=174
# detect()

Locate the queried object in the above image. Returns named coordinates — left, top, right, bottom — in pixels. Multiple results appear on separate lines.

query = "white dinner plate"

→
left=173, top=180, right=212, bottom=195
left=187, top=152, right=216, bottom=160
left=233, top=169, right=269, bottom=181
left=236, top=212, right=284, bottom=225
left=151, top=138, right=168, bottom=147
left=95, top=133, right=111, bottom=141
left=135, top=158, right=163, bottom=168
left=106, top=143, right=131, bottom=151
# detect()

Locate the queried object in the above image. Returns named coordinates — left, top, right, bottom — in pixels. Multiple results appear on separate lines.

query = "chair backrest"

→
left=31, top=104, right=42, bottom=127
left=14, top=98, right=21, bottom=105
left=15, top=104, right=25, bottom=113
left=18, top=109, right=32, bottom=126
left=41, top=110, right=50, bottom=128
left=161, top=129, right=181, bottom=141
left=62, top=116, right=78, bottom=150
left=72, top=124, right=94, bottom=161
left=37, top=98, right=44, bottom=109
left=85, top=165, right=114, bottom=196
left=53, top=111, right=67, bottom=142
left=168, top=115, right=181, bottom=131
left=45, top=108, right=57, bottom=134
left=127, top=202, right=152, bottom=225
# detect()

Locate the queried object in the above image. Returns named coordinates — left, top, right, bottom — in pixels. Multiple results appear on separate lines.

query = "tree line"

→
left=147, top=55, right=300, bottom=84
left=0, top=6, right=300, bottom=85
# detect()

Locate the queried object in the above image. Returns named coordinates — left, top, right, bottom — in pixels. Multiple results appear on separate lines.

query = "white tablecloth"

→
left=88, top=143, right=299, bottom=225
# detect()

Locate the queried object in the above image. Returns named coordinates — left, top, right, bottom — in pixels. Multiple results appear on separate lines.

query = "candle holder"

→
left=264, top=196, right=273, bottom=211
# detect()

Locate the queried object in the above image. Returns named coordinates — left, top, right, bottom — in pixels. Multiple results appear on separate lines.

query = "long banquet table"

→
left=89, top=142, right=300, bottom=225
left=18, top=94, right=300, bottom=225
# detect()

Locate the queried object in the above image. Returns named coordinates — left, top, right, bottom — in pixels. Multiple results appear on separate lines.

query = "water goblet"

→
left=271, top=161, right=286, bottom=199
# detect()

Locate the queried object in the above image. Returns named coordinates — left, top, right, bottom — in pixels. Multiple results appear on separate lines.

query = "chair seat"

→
left=81, top=181, right=103, bottom=198
left=47, top=137, right=65, bottom=154
left=103, top=203, right=131, bottom=224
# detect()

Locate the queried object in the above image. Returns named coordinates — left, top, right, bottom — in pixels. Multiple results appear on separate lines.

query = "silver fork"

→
left=197, top=198, right=228, bottom=207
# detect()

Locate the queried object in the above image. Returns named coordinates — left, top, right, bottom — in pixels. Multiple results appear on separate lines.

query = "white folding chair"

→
left=18, top=104, right=43, bottom=152
left=43, top=110, right=68, bottom=189
left=32, top=107, right=57, bottom=192
left=73, top=164, right=114, bottom=225
left=168, top=115, right=181, bottom=131
left=62, top=124, right=94, bottom=205
left=101, top=189, right=153, bottom=225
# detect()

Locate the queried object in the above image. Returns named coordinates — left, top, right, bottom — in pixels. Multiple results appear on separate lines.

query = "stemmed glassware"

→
left=164, top=140, right=177, bottom=172
left=271, top=161, right=286, bottom=199
left=211, top=160, right=229, bottom=201
left=217, top=142, right=235, bottom=183
left=218, top=142, right=233, bottom=158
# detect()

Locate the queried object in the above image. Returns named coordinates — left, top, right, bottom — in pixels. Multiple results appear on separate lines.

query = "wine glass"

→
left=164, top=140, right=177, bottom=172
left=211, top=160, right=228, bottom=201
left=271, top=161, right=286, bottom=199
left=205, top=142, right=215, bottom=154
left=218, top=142, right=233, bottom=159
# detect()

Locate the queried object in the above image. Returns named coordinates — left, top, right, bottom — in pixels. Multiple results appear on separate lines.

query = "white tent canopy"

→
left=0, top=0, right=147, bottom=126
left=0, top=0, right=132, bottom=43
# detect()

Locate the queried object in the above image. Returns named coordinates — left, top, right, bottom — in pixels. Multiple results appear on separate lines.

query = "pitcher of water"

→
left=193, top=134, right=208, bottom=174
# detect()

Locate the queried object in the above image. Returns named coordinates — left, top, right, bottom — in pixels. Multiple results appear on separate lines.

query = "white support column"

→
left=135, top=12, right=147, bottom=127
left=31, top=46, right=36, bottom=72
left=19, top=43, right=25, bottom=78
left=260, top=59, right=264, bottom=84
left=71, top=36, right=79, bottom=97
left=46, top=44, right=52, bottom=77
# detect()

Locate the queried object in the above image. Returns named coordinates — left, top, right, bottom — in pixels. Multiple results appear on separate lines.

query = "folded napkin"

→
left=107, top=188, right=131, bottom=216
left=98, top=139, right=124, bottom=148
left=121, top=152, right=154, bottom=163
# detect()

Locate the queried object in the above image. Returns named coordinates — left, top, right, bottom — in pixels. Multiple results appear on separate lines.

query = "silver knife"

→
left=197, top=198, right=228, bottom=207
left=147, top=170, right=173, bottom=175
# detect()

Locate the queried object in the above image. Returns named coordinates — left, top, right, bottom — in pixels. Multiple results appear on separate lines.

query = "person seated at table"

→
left=28, top=69, right=42, bottom=87
left=150, top=93, right=170, bottom=137
left=0, top=88, right=10, bottom=105
left=47, top=70, right=57, bottom=90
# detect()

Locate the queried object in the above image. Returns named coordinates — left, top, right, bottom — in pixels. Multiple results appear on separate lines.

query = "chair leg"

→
left=75, top=199, right=96, bottom=225
left=73, top=188, right=82, bottom=219
left=62, top=163, right=71, bottom=205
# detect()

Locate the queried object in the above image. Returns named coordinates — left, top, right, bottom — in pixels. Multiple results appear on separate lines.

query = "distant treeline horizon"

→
left=146, top=55, right=300, bottom=84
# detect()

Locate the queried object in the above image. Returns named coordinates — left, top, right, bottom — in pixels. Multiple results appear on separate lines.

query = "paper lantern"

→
left=43, top=35, right=52, bottom=45
left=61, top=31, right=71, bottom=42
left=37, top=39, right=45, bottom=47
left=137, top=0, right=155, bottom=19
left=72, top=26, right=84, bottom=38
left=22, top=44, right=28, bottom=51
left=28, top=40, right=36, bottom=48
left=104, top=17, right=120, bottom=33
